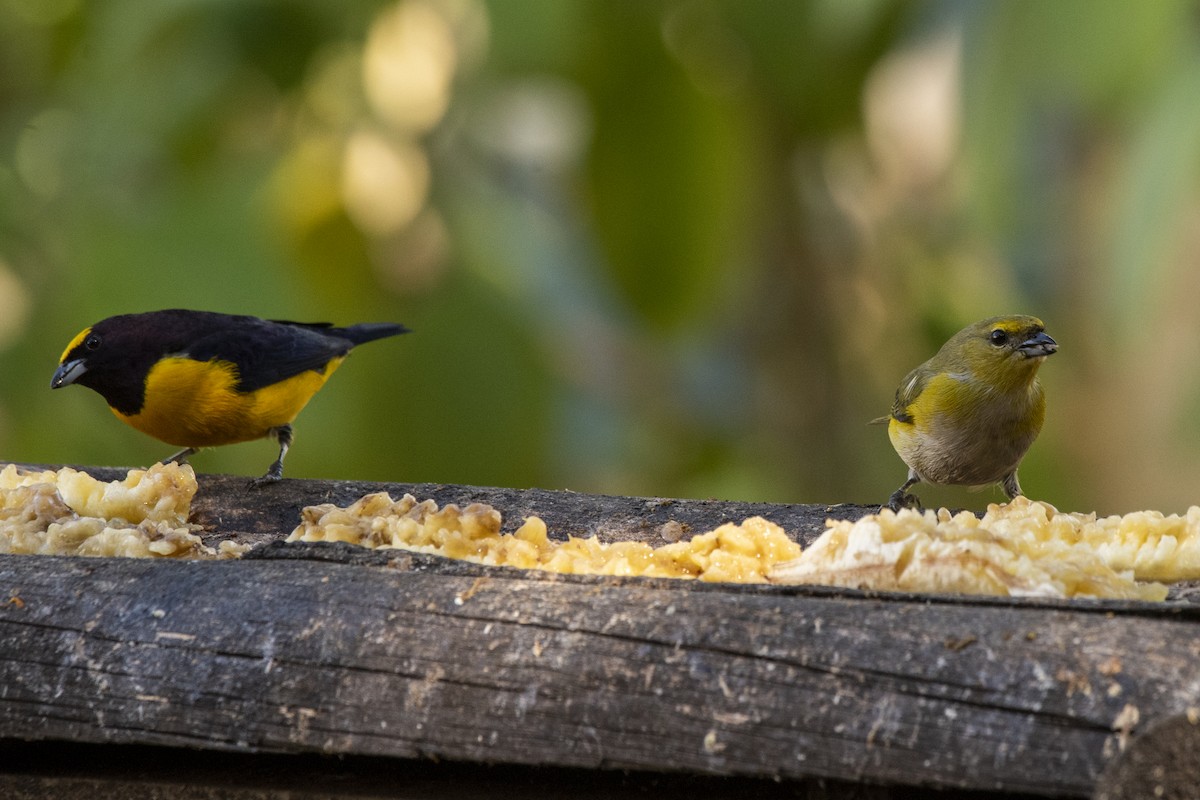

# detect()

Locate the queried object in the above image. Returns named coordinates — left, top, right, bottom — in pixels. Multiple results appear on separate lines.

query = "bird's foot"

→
left=248, top=425, right=292, bottom=489
left=247, top=462, right=284, bottom=489
left=883, top=490, right=922, bottom=513
left=247, top=474, right=281, bottom=489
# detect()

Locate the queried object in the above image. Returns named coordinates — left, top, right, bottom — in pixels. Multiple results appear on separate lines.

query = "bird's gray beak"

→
left=1018, top=331, right=1057, bottom=358
left=51, top=358, right=87, bottom=389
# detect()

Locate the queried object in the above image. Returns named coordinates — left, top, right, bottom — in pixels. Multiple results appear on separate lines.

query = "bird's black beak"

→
left=1018, top=331, right=1057, bottom=358
left=51, top=358, right=87, bottom=389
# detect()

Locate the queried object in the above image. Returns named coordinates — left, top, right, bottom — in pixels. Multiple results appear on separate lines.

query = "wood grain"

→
left=1, top=543, right=1198, bottom=795
left=1, top=466, right=1197, bottom=798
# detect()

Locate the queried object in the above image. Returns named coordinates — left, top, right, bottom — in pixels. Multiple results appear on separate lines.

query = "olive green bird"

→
left=876, top=316, right=1058, bottom=512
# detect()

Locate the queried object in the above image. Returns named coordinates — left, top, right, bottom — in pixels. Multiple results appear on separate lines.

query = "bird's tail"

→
left=332, top=322, right=411, bottom=345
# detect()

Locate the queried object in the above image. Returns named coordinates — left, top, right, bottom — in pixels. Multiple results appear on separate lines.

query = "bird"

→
left=876, top=315, right=1057, bottom=512
left=51, top=309, right=409, bottom=485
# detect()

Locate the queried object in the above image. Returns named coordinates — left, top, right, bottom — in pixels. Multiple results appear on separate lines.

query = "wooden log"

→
left=0, top=467, right=1197, bottom=798
left=1095, top=712, right=1200, bottom=800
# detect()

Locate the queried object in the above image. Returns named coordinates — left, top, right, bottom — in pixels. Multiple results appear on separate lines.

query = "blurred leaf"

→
left=961, top=0, right=1193, bottom=247
left=577, top=1, right=757, bottom=330
left=724, top=0, right=905, bottom=134
left=1105, top=49, right=1200, bottom=327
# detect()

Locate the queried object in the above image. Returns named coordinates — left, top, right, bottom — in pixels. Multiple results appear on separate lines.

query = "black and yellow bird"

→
left=51, top=309, right=409, bottom=484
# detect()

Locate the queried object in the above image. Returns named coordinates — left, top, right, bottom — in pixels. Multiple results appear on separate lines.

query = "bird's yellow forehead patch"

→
left=991, top=317, right=1043, bottom=335
left=59, top=327, right=93, bottom=363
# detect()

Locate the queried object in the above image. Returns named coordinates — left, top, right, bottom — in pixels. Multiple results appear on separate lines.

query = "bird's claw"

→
left=883, top=490, right=922, bottom=513
left=247, top=469, right=283, bottom=489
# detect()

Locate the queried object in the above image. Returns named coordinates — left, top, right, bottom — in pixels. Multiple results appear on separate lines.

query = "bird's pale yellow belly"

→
left=114, top=356, right=344, bottom=448
left=888, top=377, right=1043, bottom=487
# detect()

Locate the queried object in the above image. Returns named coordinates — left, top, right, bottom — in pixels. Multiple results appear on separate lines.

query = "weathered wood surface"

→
left=1, top=466, right=1198, bottom=799
left=1095, top=712, right=1200, bottom=800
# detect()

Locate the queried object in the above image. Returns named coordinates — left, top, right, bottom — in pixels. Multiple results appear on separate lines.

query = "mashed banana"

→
left=0, top=463, right=245, bottom=559
left=983, top=500, right=1200, bottom=582
left=288, top=492, right=802, bottom=582
left=291, top=493, right=1187, bottom=600
left=5, top=460, right=1187, bottom=600
left=769, top=497, right=1173, bottom=600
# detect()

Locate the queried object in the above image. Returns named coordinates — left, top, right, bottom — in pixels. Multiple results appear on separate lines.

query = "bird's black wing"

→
left=271, top=319, right=410, bottom=346
left=185, top=319, right=355, bottom=394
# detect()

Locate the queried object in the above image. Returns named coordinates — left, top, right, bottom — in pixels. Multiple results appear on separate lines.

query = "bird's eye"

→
left=989, top=329, right=1008, bottom=346
left=84, top=333, right=102, bottom=351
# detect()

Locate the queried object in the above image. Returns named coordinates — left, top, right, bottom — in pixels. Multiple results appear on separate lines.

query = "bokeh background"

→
left=1, top=0, right=1199, bottom=515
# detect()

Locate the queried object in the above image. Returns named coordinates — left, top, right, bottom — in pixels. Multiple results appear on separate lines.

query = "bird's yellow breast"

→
left=887, top=370, right=1045, bottom=486
left=114, top=356, right=344, bottom=448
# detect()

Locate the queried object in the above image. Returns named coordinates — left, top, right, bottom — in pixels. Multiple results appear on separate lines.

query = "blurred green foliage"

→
left=2, top=0, right=1200, bottom=515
